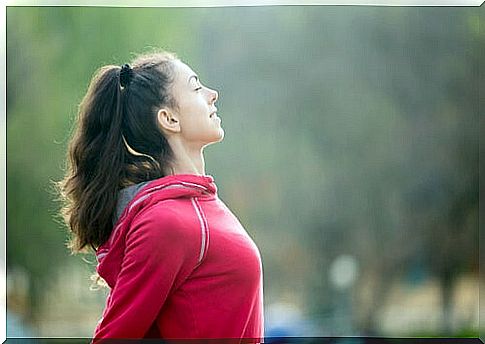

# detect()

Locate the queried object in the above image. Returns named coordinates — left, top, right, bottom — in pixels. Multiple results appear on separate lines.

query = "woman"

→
left=58, top=50, right=264, bottom=342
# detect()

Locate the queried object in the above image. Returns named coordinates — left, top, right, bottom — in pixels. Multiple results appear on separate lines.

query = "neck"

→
left=166, top=138, right=206, bottom=176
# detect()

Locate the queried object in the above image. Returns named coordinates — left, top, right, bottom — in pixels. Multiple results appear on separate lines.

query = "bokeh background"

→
left=6, top=5, right=483, bottom=338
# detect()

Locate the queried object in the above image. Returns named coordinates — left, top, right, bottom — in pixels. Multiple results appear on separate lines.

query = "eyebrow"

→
left=188, top=75, right=199, bottom=84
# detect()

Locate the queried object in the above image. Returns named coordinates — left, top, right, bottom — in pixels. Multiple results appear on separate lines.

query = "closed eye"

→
left=195, top=86, right=202, bottom=91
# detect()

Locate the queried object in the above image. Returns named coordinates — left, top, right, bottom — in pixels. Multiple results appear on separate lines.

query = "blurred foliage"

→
left=7, top=6, right=204, bottom=318
left=6, top=5, right=483, bottom=336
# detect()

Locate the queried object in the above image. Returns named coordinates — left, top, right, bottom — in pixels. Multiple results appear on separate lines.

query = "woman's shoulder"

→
left=128, top=198, right=203, bottom=241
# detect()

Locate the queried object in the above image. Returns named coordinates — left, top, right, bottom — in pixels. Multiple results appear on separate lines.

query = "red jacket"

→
left=92, top=174, right=264, bottom=342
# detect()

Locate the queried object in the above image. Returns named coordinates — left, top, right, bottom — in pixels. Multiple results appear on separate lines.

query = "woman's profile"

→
left=57, top=50, right=264, bottom=341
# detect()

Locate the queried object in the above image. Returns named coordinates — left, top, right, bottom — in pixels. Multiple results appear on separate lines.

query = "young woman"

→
left=58, top=51, right=264, bottom=342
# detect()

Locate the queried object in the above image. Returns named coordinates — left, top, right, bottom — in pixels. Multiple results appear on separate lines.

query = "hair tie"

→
left=119, top=63, right=134, bottom=88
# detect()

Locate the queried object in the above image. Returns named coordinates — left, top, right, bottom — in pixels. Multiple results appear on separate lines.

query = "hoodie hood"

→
left=96, top=174, right=217, bottom=288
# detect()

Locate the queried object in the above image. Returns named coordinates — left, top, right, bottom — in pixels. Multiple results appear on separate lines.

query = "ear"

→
left=157, top=108, right=181, bottom=134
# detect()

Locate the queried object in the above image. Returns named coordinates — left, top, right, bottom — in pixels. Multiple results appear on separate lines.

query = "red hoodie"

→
left=92, top=174, right=264, bottom=342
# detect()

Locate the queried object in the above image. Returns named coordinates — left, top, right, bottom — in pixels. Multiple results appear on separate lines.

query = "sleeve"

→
left=92, top=206, right=199, bottom=341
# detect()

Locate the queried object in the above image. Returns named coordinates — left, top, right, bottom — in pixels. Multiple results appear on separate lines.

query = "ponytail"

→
left=57, top=51, right=178, bottom=253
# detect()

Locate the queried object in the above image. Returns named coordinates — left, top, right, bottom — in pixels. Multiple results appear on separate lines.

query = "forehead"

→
left=173, top=60, right=197, bottom=85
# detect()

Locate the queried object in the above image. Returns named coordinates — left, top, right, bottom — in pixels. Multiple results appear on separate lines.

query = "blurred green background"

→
left=6, top=5, right=483, bottom=338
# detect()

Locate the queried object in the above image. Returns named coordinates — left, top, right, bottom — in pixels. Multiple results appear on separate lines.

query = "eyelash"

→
left=195, top=86, right=202, bottom=91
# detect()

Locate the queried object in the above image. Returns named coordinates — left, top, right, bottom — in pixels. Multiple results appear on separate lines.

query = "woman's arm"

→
left=92, top=205, right=199, bottom=341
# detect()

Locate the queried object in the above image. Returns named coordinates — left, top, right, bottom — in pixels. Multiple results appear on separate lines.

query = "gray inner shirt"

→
left=113, top=181, right=151, bottom=225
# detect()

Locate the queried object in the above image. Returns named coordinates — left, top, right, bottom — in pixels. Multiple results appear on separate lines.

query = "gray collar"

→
left=114, top=181, right=150, bottom=225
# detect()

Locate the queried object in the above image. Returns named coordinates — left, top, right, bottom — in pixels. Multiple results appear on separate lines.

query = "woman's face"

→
left=165, top=59, right=224, bottom=148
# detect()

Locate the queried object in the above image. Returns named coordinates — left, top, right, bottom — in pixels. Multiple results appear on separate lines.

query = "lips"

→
left=209, top=108, right=218, bottom=118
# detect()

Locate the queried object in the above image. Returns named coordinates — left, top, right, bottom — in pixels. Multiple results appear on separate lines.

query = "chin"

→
left=204, top=129, right=225, bottom=147
left=215, top=128, right=225, bottom=142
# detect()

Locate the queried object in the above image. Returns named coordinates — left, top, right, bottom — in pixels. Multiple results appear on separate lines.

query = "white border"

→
left=4, top=0, right=485, bottom=6
left=2, top=0, right=482, bottom=342
left=1, top=2, right=7, bottom=343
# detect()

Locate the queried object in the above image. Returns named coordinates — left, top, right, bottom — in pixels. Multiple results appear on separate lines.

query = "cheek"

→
left=180, top=114, right=209, bottom=138
left=177, top=99, right=214, bottom=138
left=181, top=98, right=206, bottom=117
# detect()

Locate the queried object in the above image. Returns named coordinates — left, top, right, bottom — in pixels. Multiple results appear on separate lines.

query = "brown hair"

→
left=57, top=50, right=179, bottom=254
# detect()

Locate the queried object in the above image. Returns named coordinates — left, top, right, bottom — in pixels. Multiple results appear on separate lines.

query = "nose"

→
left=209, top=88, right=218, bottom=104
